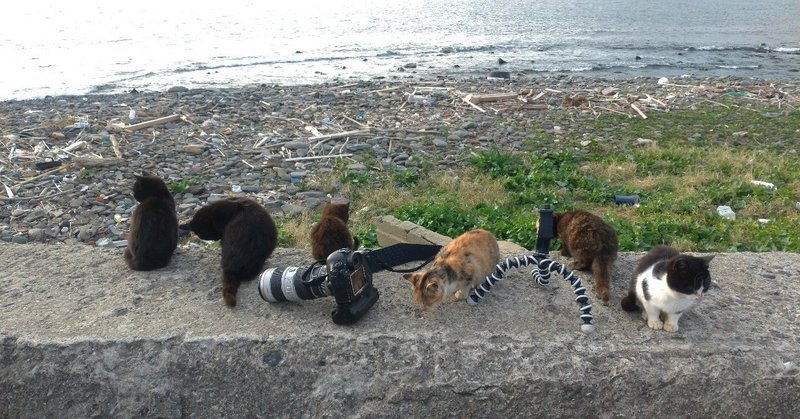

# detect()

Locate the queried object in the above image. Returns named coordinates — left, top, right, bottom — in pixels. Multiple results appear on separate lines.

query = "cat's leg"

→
left=643, top=303, right=664, bottom=330
left=662, top=312, right=682, bottom=332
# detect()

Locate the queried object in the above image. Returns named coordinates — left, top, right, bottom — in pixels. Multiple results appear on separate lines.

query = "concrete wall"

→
left=1, top=242, right=799, bottom=418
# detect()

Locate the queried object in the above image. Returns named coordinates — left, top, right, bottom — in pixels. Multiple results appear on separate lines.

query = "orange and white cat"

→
left=403, top=229, right=500, bottom=307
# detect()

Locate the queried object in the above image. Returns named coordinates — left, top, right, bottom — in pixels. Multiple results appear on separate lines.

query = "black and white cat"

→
left=621, top=245, right=715, bottom=332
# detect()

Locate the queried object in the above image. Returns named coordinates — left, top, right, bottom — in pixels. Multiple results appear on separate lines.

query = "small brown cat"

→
left=310, top=201, right=359, bottom=261
left=553, top=210, right=618, bottom=304
left=124, top=174, right=178, bottom=271
left=621, top=245, right=714, bottom=332
left=403, top=229, right=500, bottom=307
left=180, top=197, right=278, bottom=307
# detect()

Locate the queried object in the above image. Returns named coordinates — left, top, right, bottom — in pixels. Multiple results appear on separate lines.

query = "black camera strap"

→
left=364, top=243, right=441, bottom=274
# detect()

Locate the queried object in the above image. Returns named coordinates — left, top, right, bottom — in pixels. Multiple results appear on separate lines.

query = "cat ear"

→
left=700, top=255, right=715, bottom=266
left=403, top=273, right=417, bottom=284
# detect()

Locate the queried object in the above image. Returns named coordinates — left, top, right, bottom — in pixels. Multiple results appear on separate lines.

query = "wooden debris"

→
left=630, top=103, right=648, bottom=119
left=109, top=135, right=122, bottom=158
left=460, top=96, right=486, bottom=113
left=285, top=153, right=354, bottom=162
left=464, top=93, right=518, bottom=104
left=307, top=129, right=371, bottom=142
left=122, top=114, right=182, bottom=131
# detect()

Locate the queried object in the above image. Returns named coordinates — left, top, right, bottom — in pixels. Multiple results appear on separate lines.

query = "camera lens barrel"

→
left=258, top=266, right=329, bottom=303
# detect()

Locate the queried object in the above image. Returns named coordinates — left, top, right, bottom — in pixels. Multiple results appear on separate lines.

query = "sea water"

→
left=1, top=0, right=798, bottom=100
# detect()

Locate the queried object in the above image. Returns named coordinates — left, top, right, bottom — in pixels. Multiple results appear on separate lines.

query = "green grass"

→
left=285, top=102, right=800, bottom=253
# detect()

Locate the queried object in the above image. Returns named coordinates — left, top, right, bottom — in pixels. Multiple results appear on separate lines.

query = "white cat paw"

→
left=647, top=319, right=664, bottom=330
left=663, top=322, right=679, bottom=332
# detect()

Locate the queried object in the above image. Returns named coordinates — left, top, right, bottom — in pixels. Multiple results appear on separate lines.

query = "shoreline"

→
left=1, top=74, right=798, bottom=247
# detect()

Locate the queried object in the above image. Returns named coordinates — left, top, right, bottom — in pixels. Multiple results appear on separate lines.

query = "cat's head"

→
left=179, top=199, right=243, bottom=240
left=132, top=174, right=171, bottom=202
left=322, top=202, right=350, bottom=223
left=403, top=271, right=446, bottom=307
left=666, top=254, right=715, bottom=297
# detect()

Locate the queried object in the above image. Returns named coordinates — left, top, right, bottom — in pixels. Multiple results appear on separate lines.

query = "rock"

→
left=50, top=132, right=65, bottom=141
left=498, top=58, right=507, bottom=65
left=487, top=71, right=511, bottom=80
left=433, top=139, right=448, bottom=147
left=167, top=86, right=189, bottom=93
left=636, top=138, right=655, bottom=147
left=281, top=203, right=307, bottom=217
left=440, top=47, right=455, bottom=54
left=11, top=235, right=28, bottom=244
left=182, top=145, right=206, bottom=155
left=27, top=228, right=46, bottom=242
left=601, top=87, right=619, bottom=96
left=77, top=225, right=97, bottom=241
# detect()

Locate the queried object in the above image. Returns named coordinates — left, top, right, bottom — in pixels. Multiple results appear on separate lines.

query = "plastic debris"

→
left=615, top=195, right=641, bottom=206
left=750, top=180, right=776, bottom=190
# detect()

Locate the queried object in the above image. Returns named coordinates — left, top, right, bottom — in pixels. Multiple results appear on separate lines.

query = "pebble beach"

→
left=1, top=74, right=798, bottom=247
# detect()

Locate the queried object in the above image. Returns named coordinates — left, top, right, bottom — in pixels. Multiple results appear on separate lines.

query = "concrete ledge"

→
left=376, top=215, right=528, bottom=255
left=1, top=242, right=799, bottom=417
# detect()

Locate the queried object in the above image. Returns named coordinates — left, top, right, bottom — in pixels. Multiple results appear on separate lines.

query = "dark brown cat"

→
left=621, top=245, right=714, bottom=332
left=310, top=201, right=359, bottom=261
left=180, top=197, right=278, bottom=307
left=403, top=229, right=500, bottom=307
left=124, top=174, right=178, bottom=271
left=553, top=210, right=618, bottom=304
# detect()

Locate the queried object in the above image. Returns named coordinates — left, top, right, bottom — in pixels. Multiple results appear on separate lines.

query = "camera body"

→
left=258, top=248, right=378, bottom=325
left=325, top=248, right=379, bottom=325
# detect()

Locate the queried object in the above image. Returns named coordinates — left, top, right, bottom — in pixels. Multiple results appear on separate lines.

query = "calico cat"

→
left=553, top=210, right=618, bottom=304
left=180, top=197, right=278, bottom=307
left=621, top=245, right=715, bottom=332
left=310, top=201, right=360, bottom=261
left=403, top=229, right=500, bottom=307
left=124, top=174, right=178, bottom=271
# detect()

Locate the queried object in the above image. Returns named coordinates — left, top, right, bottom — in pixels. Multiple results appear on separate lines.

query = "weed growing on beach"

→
left=281, top=101, right=800, bottom=252
left=168, top=177, right=201, bottom=194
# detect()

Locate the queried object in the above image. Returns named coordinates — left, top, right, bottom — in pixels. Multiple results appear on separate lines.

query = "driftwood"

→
left=464, top=93, right=519, bottom=104
left=307, top=129, right=371, bottom=142
left=124, top=114, right=182, bottom=131
left=630, top=103, right=648, bottom=119
left=284, top=153, right=353, bottom=162
left=460, top=96, right=486, bottom=113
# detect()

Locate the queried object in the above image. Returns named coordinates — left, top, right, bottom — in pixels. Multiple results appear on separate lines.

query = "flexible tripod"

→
left=467, top=205, right=596, bottom=334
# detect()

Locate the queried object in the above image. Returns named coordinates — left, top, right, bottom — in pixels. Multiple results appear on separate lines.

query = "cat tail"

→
left=591, top=257, right=611, bottom=304
left=222, top=273, right=241, bottom=307
left=620, top=291, right=639, bottom=312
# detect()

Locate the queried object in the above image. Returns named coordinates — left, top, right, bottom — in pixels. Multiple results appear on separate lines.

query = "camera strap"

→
left=364, top=243, right=441, bottom=274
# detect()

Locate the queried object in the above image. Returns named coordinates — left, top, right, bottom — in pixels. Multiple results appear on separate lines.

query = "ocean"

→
left=1, top=0, right=798, bottom=100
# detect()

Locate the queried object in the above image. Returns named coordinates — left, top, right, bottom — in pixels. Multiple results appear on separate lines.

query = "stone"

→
left=50, top=132, right=65, bottom=141
left=601, top=87, right=619, bottom=96
left=11, top=235, right=28, bottom=244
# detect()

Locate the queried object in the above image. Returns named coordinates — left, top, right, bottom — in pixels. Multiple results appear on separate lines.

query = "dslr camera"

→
left=259, top=244, right=440, bottom=325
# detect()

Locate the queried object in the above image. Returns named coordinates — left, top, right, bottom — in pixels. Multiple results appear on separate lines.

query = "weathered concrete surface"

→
left=1, top=242, right=799, bottom=418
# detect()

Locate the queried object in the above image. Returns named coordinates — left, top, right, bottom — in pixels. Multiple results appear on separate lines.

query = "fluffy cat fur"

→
left=310, top=201, right=360, bottom=261
left=553, top=210, right=618, bottom=304
left=180, top=197, right=278, bottom=307
left=403, top=229, right=500, bottom=307
left=621, top=245, right=715, bottom=332
left=124, top=174, right=178, bottom=271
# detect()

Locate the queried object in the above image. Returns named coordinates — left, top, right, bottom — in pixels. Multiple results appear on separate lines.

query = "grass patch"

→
left=279, top=102, right=800, bottom=252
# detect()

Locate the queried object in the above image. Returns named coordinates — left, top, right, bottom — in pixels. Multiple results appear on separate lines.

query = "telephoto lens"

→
left=258, top=264, right=330, bottom=303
